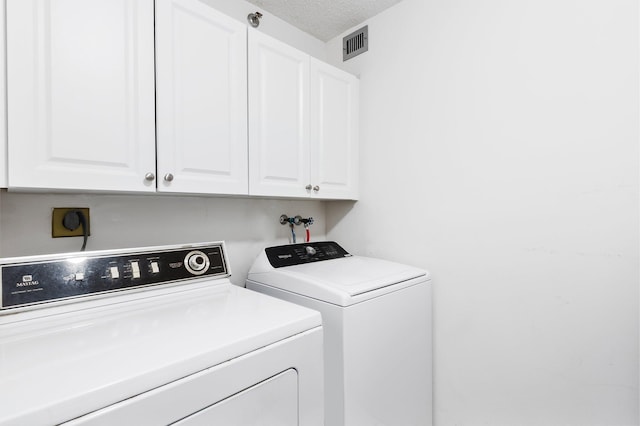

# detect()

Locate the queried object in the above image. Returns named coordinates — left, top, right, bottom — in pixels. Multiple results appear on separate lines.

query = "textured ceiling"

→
left=245, top=0, right=403, bottom=42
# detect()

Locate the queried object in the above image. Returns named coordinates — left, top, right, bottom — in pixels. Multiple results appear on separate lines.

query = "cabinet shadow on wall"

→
left=325, top=200, right=357, bottom=235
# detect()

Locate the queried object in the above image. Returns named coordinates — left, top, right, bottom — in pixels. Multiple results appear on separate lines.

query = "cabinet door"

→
left=309, top=59, right=359, bottom=200
left=248, top=31, right=310, bottom=198
left=156, top=0, right=248, bottom=195
left=7, top=0, right=156, bottom=192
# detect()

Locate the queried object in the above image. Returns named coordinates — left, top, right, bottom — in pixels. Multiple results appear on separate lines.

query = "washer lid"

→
left=248, top=255, right=429, bottom=306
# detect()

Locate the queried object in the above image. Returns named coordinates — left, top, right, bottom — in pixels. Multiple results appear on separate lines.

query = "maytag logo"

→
left=278, top=254, right=292, bottom=259
left=16, top=275, right=39, bottom=287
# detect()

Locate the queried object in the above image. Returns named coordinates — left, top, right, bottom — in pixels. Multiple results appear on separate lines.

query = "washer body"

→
left=246, top=241, right=432, bottom=426
left=0, top=242, right=323, bottom=425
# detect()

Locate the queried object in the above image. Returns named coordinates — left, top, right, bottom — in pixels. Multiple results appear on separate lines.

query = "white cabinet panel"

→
left=248, top=31, right=358, bottom=200
left=7, top=0, right=156, bottom=192
left=156, top=0, right=248, bottom=194
left=310, top=59, right=359, bottom=200
left=248, top=31, right=310, bottom=198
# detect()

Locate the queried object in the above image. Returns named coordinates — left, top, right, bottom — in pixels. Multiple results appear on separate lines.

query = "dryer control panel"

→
left=0, top=243, right=228, bottom=311
left=265, top=241, right=351, bottom=268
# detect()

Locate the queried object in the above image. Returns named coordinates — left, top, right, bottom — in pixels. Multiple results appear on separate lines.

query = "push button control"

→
left=131, top=261, right=141, bottom=279
left=110, top=266, right=120, bottom=279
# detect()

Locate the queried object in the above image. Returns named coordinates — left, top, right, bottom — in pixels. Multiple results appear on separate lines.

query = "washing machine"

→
left=0, top=242, right=323, bottom=425
left=246, top=241, right=432, bottom=426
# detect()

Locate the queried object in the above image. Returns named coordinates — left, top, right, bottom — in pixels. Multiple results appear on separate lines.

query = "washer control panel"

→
left=265, top=241, right=351, bottom=268
left=0, top=243, right=228, bottom=310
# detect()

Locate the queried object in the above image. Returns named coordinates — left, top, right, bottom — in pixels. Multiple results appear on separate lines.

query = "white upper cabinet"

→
left=309, top=58, right=359, bottom=200
left=4, top=3, right=357, bottom=199
left=6, top=0, right=157, bottom=192
left=248, top=31, right=310, bottom=198
left=248, top=31, right=359, bottom=200
left=155, top=0, right=248, bottom=195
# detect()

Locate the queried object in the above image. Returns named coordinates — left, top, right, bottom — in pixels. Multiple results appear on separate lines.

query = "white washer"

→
left=246, top=241, right=432, bottom=426
left=0, top=242, right=323, bottom=425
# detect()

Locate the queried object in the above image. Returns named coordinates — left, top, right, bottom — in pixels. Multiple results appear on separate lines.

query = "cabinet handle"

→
left=313, top=185, right=320, bottom=192
left=305, top=184, right=313, bottom=190
left=164, top=173, right=174, bottom=182
left=145, top=172, right=155, bottom=181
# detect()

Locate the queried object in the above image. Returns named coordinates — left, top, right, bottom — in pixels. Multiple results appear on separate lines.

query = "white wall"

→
left=0, top=192, right=325, bottom=286
left=326, top=0, right=639, bottom=425
left=0, top=0, right=327, bottom=286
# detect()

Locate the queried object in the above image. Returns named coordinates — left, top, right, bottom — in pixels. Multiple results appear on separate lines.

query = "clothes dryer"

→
left=0, top=242, right=323, bottom=425
left=246, top=241, right=432, bottom=426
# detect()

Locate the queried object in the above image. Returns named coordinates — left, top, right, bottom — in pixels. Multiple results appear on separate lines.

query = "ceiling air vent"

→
left=343, top=25, right=368, bottom=61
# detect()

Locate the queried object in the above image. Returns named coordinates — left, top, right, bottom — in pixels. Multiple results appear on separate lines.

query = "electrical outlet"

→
left=52, top=208, right=91, bottom=238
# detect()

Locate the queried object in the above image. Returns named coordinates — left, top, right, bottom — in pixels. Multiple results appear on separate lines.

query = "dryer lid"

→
left=0, top=282, right=321, bottom=425
left=247, top=253, right=429, bottom=306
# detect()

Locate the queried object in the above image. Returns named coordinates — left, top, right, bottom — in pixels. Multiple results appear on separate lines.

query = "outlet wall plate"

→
left=52, top=208, right=91, bottom=238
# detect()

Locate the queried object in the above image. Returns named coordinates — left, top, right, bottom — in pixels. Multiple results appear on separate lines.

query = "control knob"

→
left=305, top=246, right=317, bottom=256
left=184, top=250, right=210, bottom=275
left=189, top=255, right=206, bottom=270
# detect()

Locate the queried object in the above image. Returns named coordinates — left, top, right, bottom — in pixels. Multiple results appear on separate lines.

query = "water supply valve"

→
left=279, top=215, right=314, bottom=243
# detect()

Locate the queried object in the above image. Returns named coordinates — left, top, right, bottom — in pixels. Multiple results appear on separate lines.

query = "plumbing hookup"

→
left=280, top=214, right=314, bottom=244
